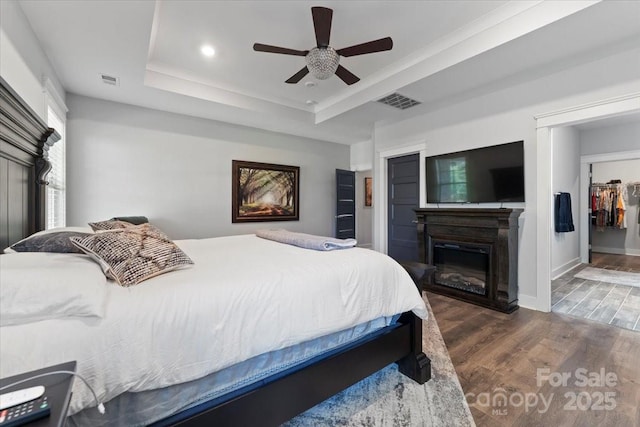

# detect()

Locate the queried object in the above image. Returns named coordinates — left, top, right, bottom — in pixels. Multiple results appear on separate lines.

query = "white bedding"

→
left=0, top=253, right=106, bottom=326
left=0, top=234, right=426, bottom=416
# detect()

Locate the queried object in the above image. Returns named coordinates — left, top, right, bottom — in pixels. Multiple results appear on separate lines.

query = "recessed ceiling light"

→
left=304, top=81, right=316, bottom=88
left=201, top=45, right=216, bottom=57
left=305, top=100, right=317, bottom=105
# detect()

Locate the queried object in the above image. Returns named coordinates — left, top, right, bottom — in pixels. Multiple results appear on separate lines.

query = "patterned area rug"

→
left=285, top=295, right=475, bottom=427
left=575, top=267, right=640, bottom=287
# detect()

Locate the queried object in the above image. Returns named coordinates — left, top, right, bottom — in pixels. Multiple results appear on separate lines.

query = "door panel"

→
left=588, top=163, right=593, bottom=264
left=336, top=169, right=356, bottom=239
left=387, top=154, right=419, bottom=262
left=391, top=182, right=418, bottom=199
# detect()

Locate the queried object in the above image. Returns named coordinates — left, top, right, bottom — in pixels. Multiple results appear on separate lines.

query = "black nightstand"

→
left=0, top=361, right=76, bottom=427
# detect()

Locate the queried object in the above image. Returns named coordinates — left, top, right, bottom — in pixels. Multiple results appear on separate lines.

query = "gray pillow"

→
left=111, top=216, right=148, bottom=225
left=88, top=220, right=134, bottom=231
left=89, top=217, right=149, bottom=231
left=9, top=232, right=92, bottom=254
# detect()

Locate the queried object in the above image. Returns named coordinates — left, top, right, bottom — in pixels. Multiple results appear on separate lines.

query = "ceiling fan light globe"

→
left=305, top=47, right=340, bottom=80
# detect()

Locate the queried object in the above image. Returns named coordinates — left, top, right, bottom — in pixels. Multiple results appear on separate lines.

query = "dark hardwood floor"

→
left=591, top=252, right=640, bottom=273
left=428, top=292, right=640, bottom=427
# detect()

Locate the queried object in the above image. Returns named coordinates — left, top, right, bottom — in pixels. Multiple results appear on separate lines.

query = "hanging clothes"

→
left=555, top=192, right=575, bottom=233
left=616, top=185, right=627, bottom=228
left=610, top=190, right=617, bottom=227
left=591, top=182, right=628, bottom=230
left=593, top=185, right=610, bottom=231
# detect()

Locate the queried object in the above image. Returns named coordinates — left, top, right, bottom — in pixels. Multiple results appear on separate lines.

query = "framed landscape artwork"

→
left=232, top=160, right=300, bottom=222
left=365, top=177, right=373, bottom=207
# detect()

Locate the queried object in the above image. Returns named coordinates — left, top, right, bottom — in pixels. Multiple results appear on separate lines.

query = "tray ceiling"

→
left=16, top=0, right=640, bottom=144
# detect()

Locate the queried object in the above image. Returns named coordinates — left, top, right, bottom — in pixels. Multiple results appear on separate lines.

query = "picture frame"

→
left=232, top=160, right=300, bottom=222
left=364, top=177, right=373, bottom=207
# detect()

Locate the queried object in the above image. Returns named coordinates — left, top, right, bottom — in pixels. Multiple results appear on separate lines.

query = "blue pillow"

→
left=9, top=231, right=92, bottom=254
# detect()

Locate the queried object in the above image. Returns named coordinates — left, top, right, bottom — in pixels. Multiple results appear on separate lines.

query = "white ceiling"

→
left=18, top=0, right=640, bottom=144
left=573, top=111, right=640, bottom=131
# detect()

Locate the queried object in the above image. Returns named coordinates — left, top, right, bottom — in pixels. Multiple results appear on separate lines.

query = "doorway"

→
left=535, top=93, right=640, bottom=313
left=355, top=170, right=373, bottom=248
left=587, top=159, right=640, bottom=260
left=373, top=141, right=426, bottom=255
left=548, top=121, right=640, bottom=331
left=551, top=127, right=640, bottom=331
left=387, top=153, right=419, bottom=262
left=335, top=169, right=356, bottom=239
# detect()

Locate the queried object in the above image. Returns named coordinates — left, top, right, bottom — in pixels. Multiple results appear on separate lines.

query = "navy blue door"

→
left=387, top=154, right=419, bottom=262
left=336, top=169, right=355, bottom=239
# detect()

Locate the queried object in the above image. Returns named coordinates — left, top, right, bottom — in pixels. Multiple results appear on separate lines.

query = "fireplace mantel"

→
left=415, top=208, right=523, bottom=313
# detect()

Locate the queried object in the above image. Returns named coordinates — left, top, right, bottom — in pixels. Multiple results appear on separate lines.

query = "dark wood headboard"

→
left=0, top=77, right=60, bottom=249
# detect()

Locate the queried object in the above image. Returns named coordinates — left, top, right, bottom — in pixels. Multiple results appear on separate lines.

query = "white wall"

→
left=580, top=121, right=640, bottom=156
left=591, top=158, right=640, bottom=256
left=355, top=170, right=373, bottom=248
left=371, top=46, right=640, bottom=307
left=551, top=127, right=581, bottom=278
left=0, top=0, right=65, bottom=119
left=352, top=141, right=374, bottom=248
left=350, top=140, right=374, bottom=171
left=66, top=94, right=350, bottom=239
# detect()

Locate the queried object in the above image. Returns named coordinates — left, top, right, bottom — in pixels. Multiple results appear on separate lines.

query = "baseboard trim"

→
left=552, top=257, right=581, bottom=280
left=517, top=294, right=543, bottom=312
left=592, top=246, right=640, bottom=257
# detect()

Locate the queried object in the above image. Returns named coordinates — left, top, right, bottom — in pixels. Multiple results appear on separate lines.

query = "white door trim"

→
left=534, top=93, right=640, bottom=128
left=534, top=93, right=640, bottom=312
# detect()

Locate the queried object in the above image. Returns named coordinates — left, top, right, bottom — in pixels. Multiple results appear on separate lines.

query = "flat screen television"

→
left=426, top=140, right=524, bottom=203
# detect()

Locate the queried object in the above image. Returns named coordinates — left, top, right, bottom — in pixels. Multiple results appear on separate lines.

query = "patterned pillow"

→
left=70, top=224, right=194, bottom=286
left=88, top=219, right=136, bottom=231
left=8, top=231, right=92, bottom=254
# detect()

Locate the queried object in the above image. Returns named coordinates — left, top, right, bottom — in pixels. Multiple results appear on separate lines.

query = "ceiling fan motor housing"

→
left=306, top=47, right=340, bottom=80
left=253, top=7, right=391, bottom=84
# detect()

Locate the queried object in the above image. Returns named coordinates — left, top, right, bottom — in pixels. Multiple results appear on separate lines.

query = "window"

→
left=435, top=157, right=468, bottom=202
left=46, top=105, right=66, bottom=229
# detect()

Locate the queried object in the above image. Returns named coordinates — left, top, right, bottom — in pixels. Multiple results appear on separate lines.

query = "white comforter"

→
left=0, top=234, right=426, bottom=415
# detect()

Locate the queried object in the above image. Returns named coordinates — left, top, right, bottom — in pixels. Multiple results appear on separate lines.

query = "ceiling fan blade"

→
left=336, top=37, right=393, bottom=57
left=312, top=7, right=332, bottom=47
left=285, top=67, right=309, bottom=84
left=253, top=43, right=308, bottom=56
left=335, top=65, right=360, bottom=85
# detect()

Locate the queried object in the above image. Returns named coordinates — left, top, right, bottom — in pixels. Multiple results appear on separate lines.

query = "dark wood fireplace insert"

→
left=415, top=208, right=523, bottom=313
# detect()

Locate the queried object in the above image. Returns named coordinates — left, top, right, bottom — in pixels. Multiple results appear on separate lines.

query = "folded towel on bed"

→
left=255, top=229, right=357, bottom=251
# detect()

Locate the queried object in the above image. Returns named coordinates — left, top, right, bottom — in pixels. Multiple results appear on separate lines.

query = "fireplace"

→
left=433, top=242, right=490, bottom=296
left=415, top=208, right=522, bottom=313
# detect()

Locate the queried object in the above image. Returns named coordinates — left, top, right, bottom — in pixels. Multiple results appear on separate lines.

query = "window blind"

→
left=46, top=106, right=66, bottom=229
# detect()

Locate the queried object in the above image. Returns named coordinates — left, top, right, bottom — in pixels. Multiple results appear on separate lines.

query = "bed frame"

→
left=0, top=77, right=431, bottom=426
left=0, top=77, right=59, bottom=250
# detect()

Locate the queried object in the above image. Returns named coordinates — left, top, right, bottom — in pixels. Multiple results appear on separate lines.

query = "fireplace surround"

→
left=415, top=208, right=523, bottom=313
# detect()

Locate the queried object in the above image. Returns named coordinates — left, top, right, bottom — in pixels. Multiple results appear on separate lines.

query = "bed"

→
left=0, top=77, right=431, bottom=426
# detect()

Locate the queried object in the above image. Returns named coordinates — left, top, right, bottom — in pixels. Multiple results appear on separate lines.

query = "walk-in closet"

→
left=589, top=161, right=640, bottom=259
left=550, top=120, right=640, bottom=332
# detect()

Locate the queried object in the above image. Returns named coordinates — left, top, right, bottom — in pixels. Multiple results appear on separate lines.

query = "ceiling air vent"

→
left=377, top=93, right=421, bottom=110
left=100, top=73, right=120, bottom=86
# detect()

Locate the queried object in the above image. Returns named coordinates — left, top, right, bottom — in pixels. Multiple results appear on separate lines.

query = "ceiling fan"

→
left=253, top=6, right=393, bottom=85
